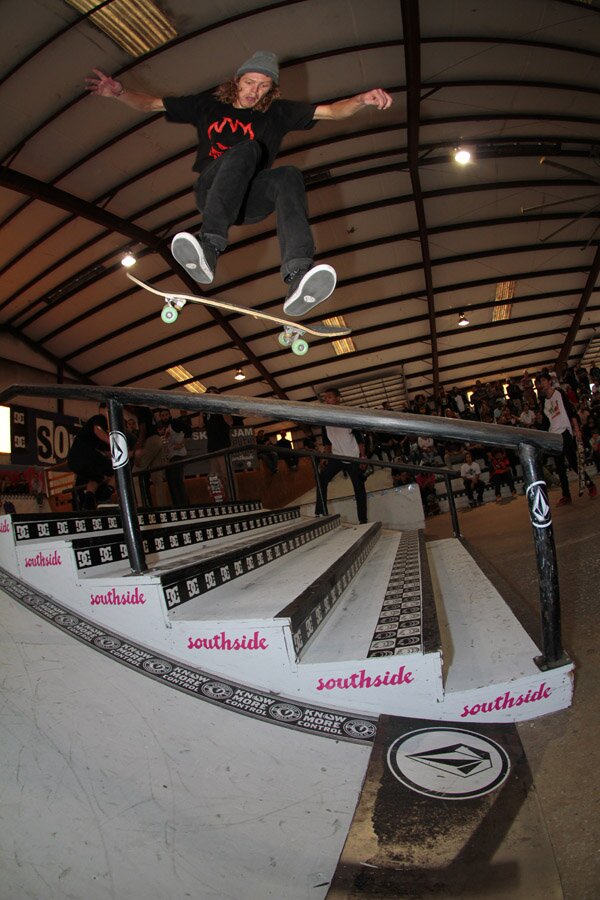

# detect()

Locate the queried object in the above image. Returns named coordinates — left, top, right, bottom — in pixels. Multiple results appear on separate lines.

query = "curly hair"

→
left=214, top=78, right=281, bottom=112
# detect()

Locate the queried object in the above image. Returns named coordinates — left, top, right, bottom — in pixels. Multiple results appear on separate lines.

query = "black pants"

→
left=463, top=477, right=484, bottom=503
left=166, top=462, right=188, bottom=507
left=195, top=141, right=314, bottom=280
left=491, top=471, right=515, bottom=497
left=555, top=430, right=592, bottom=497
left=315, top=459, right=367, bottom=524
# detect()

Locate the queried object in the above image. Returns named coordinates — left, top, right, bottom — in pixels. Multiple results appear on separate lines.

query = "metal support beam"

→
left=556, top=244, right=600, bottom=372
left=401, top=0, right=440, bottom=391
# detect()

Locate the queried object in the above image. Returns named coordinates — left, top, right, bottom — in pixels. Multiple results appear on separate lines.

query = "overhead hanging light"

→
left=121, top=252, right=137, bottom=268
left=234, top=367, right=246, bottom=382
left=458, top=311, right=470, bottom=328
left=454, top=146, right=471, bottom=165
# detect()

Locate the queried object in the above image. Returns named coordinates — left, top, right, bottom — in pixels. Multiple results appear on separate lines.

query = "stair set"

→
left=0, top=497, right=573, bottom=724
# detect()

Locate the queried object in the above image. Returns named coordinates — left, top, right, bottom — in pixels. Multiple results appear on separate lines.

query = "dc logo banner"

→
left=526, top=480, right=552, bottom=529
left=110, top=431, right=129, bottom=469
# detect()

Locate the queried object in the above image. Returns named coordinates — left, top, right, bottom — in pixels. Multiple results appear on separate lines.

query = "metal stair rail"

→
left=0, top=383, right=565, bottom=670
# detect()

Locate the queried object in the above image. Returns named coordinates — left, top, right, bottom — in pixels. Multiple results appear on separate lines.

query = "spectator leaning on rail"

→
left=537, top=372, right=597, bottom=506
left=85, top=55, right=392, bottom=314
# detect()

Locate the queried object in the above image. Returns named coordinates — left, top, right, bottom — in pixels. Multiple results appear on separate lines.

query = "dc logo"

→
left=526, top=481, right=551, bottom=529
left=110, top=431, right=129, bottom=469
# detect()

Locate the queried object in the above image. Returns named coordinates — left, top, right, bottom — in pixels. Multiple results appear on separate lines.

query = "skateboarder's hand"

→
left=85, top=68, right=124, bottom=98
left=361, top=89, right=393, bottom=110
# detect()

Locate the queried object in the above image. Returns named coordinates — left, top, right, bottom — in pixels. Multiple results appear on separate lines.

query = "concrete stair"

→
left=0, top=497, right=574, bottom=723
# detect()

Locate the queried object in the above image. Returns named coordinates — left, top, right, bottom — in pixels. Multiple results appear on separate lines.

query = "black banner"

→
left=10, top=405, right=80, bottom=466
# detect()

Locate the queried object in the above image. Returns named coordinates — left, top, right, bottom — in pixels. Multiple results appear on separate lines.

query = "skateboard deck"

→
left=127, top=273, right=350, bottom=356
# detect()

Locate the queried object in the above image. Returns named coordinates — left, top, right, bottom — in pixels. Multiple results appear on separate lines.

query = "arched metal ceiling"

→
left=1, top=0, right=599, bottom=407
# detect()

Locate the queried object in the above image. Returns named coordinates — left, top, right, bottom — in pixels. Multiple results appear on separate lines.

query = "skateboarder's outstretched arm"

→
left=85, top=68, right=165, bottom=112
left=314, top=88, right=392, bottom=120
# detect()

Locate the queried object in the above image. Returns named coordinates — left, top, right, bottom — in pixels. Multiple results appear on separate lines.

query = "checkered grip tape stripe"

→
left=367, top=530, right=423, bottom=657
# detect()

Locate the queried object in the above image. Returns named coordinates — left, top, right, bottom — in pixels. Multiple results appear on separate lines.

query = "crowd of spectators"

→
left=384, top=365, right=600, bottom=513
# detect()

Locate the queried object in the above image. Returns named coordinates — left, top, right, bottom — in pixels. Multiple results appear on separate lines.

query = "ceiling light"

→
left=121, top=252, right=136, bottom=268
left=234, top=367, right=246, bottom=382
left=323, top=315, right=356, bottom=355
left=64, top=0, right=177, bottom=58
left=166, top=365, right=207, bottom=394
left=454, top=147, right=471, bottom=165
left=458, top=312, right=469, bottom=328
left=493, top=280, right=516, bottom=321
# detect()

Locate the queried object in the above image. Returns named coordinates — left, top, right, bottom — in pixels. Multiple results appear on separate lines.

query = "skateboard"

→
left=127, top=273, right=351, bottom=356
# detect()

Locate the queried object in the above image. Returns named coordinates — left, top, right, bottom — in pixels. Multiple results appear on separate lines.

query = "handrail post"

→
left=224, top=450, right=237, bottom=501
left=519, top=441, right=566, bottom=669
left=444, top=473, right=461, bottom=538
left=107, top=399, right=147, bottom=575
left=312, top=454, right=326, bottom=514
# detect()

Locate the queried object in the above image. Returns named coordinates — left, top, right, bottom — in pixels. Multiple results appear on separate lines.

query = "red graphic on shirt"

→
left=207, top=117, right=255, bottom=159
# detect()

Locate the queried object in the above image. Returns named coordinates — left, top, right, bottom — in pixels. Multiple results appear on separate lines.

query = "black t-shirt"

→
left=69, top=414, right=108, bottom=459
left=204, top=413, right=231, bottom=452
left=163, top=91, right=317, bottom=174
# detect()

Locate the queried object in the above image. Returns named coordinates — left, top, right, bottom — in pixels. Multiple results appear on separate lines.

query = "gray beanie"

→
left=236, top=51, right=279, bottom=85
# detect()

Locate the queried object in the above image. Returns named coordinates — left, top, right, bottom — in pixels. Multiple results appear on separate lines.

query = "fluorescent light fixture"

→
left=458, top=312, right=469, bottom=327
left=64, top=0, right=177, bottom=57
left=323, top=315, right=356, bottom=355
left=493, top=280, right=516, bottom=321
left=121, top=252, right=136, bottom=268
left=166, top=365, right=207, bottom=394
left=454, top=147, right=471, bottom=165
left=234, top=367, right=246, bottom=382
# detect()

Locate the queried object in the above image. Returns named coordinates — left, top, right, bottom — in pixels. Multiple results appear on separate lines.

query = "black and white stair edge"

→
left=367, top=530, right=431, bottom=658
left=162, top=516, right=341, bottom=610
left=73, top=508, right=301, bottom=571
left=278, top=523, right=383, bottom=658
left=0, top=565, right=377, bottom=745
left=9, top=500, right=263, bottom=543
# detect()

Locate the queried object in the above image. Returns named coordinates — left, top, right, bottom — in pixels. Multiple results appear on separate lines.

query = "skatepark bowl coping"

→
left=0, top=383, right=565, bottom=669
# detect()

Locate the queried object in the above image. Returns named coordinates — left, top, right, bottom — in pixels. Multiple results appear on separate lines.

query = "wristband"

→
left=115, top=86, right=125, bottom=97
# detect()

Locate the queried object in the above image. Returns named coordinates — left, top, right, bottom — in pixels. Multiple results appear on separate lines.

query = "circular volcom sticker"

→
left=387, top=727, right=510, bottom=800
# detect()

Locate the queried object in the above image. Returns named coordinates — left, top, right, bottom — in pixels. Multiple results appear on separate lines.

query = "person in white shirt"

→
left=460, top=451, right=485, bottom=507
left=519, top=402, right=535, bottom=427
left=315, top=389, right=368, bottom=523
left=538, top=373, right=596, bottom=505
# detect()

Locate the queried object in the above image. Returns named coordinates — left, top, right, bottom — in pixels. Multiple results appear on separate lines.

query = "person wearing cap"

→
left=86, top=54, right=392, bottom=313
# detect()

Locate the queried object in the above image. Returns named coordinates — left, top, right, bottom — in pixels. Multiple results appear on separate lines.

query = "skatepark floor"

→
left=0, top=480, right=598, bottom=900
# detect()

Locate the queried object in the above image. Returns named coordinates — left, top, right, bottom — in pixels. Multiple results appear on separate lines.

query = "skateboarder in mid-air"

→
left=86, top=52, right=392, bottom=316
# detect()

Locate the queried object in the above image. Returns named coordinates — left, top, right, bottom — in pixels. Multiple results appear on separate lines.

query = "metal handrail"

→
left=0, top=383, right=568, bottom=669
left=0, top=383, right=563, bottom=454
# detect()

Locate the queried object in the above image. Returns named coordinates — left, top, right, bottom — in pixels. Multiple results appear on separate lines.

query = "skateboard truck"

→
left=278, top=326, right=309, bottom=356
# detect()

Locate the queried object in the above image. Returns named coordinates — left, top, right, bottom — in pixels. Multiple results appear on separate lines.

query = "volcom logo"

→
left=526, top=480, right=551, bottom=529
left=387, top=727, right=510, bottom=800
left=109, top=430, right=129, bottom=469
